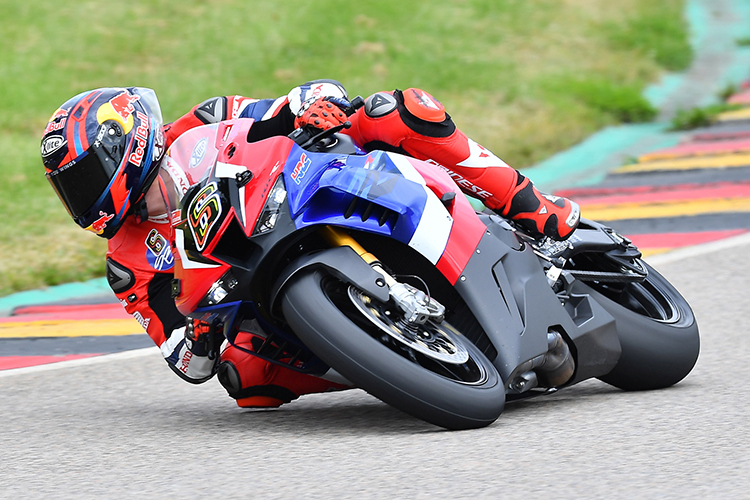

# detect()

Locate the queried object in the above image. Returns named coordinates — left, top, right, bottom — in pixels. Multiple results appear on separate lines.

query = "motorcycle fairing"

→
left=282, top=145, right=486, bottom=284
left=453, top=214, right=622, bottom=383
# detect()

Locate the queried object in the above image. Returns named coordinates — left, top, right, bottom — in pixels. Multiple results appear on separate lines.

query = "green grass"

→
left=670, top=103, right=743, bottom=130
left=0, top=0, right=691, bottom=296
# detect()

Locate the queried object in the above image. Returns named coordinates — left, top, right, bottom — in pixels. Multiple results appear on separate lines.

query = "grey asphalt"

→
left=0, top=241, right=748, bottom=499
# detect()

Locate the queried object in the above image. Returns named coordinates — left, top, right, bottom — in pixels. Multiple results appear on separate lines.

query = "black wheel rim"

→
left=587, top=260, right=681, bottom=323
left=320, top=277, right=489, bottom=386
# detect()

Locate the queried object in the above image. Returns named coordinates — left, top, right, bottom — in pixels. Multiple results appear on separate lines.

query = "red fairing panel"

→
left=408, top=159, right=486, bottom=284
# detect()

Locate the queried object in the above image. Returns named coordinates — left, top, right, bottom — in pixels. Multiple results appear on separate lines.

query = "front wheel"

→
left=281, top=269, right=505, bottom=430
left=577, top=261, right=700, bottom=391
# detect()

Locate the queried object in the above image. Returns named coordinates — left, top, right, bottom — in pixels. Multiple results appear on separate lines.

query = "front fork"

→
left=319, top=226, right=445, bottom=325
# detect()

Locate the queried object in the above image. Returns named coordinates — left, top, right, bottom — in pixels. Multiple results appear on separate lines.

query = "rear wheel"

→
left=576, top=260, right=700, bottom=390
left=281, top=269, right=505, bottom=429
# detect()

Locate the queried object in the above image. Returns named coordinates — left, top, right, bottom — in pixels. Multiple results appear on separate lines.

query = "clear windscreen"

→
left=157, top=123, right=221, bottom=225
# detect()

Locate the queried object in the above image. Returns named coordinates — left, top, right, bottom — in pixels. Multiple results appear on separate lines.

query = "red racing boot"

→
left=497, top=172, right=580, bottom=241
left=217, top=330, right=351, bottom=408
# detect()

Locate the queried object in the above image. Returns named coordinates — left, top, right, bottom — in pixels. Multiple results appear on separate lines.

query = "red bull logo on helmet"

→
left=96, top=90, right=141, bottom=134
left=128, top=111, right=150, bottom=167
left=87, top=211, right=115, bottom=234
left=110, top=91, right=140, bottom=122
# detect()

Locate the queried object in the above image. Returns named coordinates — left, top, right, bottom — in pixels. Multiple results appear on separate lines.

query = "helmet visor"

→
left=46, top=147, right=120, bottom=219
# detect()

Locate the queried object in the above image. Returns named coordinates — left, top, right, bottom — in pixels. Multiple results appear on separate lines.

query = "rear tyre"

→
left=281, top=269, right=505, bottom=430
left=579, top=261, right=700, bottom=391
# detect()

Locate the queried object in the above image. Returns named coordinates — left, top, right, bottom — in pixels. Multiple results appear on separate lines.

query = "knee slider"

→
left=217, top=360, right=297, bottom=403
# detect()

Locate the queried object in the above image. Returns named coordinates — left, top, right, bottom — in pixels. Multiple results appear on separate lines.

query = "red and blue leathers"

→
left=107, top=81, right=580, bottom=408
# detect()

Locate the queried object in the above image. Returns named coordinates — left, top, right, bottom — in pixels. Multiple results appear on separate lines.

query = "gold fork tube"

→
left=319, top=226, right=379, bottom=265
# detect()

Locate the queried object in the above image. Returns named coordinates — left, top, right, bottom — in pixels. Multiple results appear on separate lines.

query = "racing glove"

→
left=162, top=314, right=224, bottom=384
left=294, top=96, right=350, bottom=130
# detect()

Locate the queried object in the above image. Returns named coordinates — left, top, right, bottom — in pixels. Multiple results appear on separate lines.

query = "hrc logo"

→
left=291, top=153, right=311, bottom=184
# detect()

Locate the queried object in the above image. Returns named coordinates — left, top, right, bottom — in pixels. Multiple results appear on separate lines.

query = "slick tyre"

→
left=281, top=269, right=505, bottom=430
left=578, top=261, right=699, bottom=391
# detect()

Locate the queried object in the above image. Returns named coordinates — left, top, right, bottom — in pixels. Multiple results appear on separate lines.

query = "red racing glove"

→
left=294, top=96, right=349, bottom=130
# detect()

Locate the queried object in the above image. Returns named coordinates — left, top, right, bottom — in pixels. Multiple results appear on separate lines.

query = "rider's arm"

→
left=106, top=223, right=217, bottom=384
left=162, top=80, right=349, bottom=146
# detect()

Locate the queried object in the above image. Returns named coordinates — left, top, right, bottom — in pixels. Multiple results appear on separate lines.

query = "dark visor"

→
left=47, top=137, right=124, bottom=219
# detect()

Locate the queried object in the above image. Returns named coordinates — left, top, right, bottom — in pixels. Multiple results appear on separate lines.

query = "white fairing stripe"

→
left=214, top=162, right=247, bottom=224
left=389, top=154, right=452, bottom=263
left=175, top=228, right=220, bottom=269
left=214, top=161, right=246, bottom=178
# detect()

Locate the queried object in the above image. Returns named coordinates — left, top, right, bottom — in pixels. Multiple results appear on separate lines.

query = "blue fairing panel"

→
left=283, top=146, right=427, bottom=244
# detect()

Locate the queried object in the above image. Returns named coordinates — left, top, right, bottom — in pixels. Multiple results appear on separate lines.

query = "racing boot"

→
left=496, top=172, right=580, bottom=241
left=217, top=330, right=351, bottom=408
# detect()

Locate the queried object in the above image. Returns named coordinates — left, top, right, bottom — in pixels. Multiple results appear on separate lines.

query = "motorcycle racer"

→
left=40, top=81, right=580, bottom=408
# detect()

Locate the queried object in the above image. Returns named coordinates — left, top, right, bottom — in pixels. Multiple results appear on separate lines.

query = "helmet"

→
left=41, top=87, right=165, bottom=239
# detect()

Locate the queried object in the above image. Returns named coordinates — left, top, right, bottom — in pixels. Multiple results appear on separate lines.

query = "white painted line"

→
left=0, top=346, right=160, bottom=379
left=646, top=231, right=750, bottom=266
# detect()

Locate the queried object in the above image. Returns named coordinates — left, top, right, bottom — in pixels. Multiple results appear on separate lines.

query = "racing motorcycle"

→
left=158, top=99, right=699, bottom=430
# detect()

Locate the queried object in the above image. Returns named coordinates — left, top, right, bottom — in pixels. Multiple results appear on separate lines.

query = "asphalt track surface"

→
left=1, top=239, right=748, bottom=499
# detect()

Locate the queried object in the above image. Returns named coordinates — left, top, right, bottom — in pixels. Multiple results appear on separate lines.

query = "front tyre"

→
left=578, top=261, right=700, bottom=391
left=281, top=269, right=505, bottom=430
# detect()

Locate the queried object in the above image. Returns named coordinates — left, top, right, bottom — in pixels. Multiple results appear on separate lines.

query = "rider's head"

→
left=41, top=87, right=165, bottom=239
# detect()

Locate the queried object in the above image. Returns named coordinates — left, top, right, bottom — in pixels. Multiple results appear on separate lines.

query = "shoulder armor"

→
left=194, top=97, right=228, bottom=124
left=365, top=92, right=398, bottom=118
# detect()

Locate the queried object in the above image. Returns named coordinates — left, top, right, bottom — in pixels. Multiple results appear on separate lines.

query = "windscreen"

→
left=157, top=123, right=221, bottom=224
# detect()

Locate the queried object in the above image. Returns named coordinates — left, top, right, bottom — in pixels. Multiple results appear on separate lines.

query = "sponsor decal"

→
left=145, top=228, right=174, bottom=271
left=152, top=125, right=164, bottom=162
left=89, top=211, right=115, bottom=234
left=40, top=136, right=66, bottom=157
left=128, top=111, right=150, bottom=167
left=566, top=204, right=580, bottom=227
left=43, top=108, right=69, bottom=135
left=437, top=165, right=493, bottom=199
left=165, top=156, right=190, bottom=195
left=231, top=97, right=255, bottom=119
left=188, top=182, right=222, bottom=251
left=311, top=83, right=324, bottom=98
left=50, top=108, right=69, bottom=121
left=94, top=124, right=108, bottom=144
left=43, top=119, right=66, bottom=135
left=133, top=310, right=151, bottom=331
left=109, top=90, right=141, bottom=122
left=179, top=350, right=193, bottom=373
left=291, top=153, right=311, bottom=184
left=411, top=89, right=440, bottom=110
left=189, top=137, right=208, bottom=168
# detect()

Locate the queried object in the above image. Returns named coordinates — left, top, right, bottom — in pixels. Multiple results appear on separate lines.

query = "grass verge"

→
left=1, top=0, right=691, bottom=295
